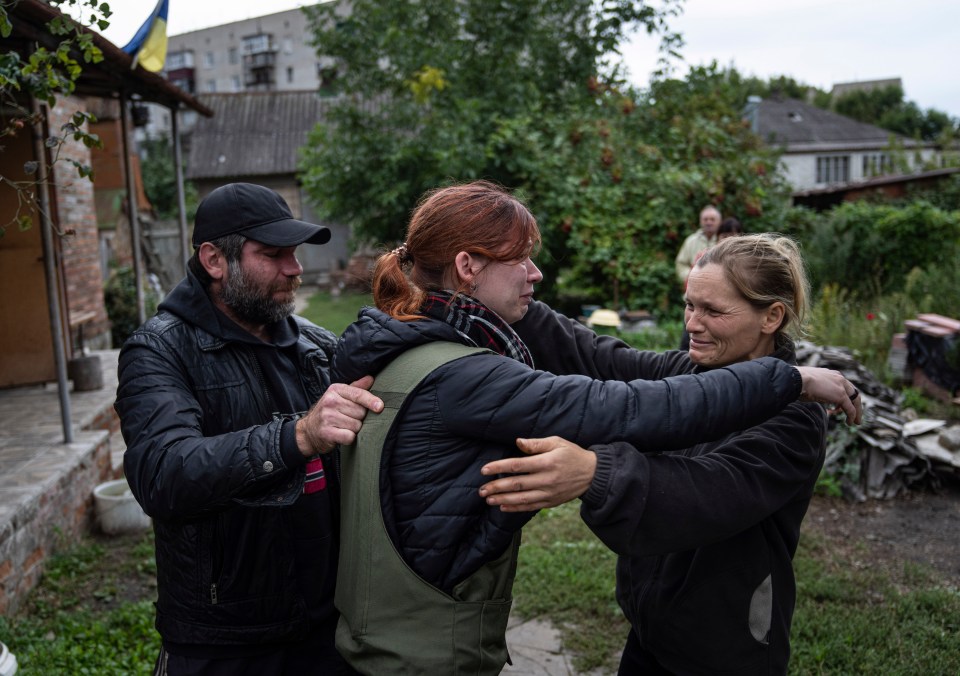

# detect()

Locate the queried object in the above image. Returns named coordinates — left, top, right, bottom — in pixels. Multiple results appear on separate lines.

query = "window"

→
left=862, top=153, right=892, bottom=178
left=283, top=37, right=293, bottom=54
left=286, top=67, right=294, bottom=83
left=318, top=63, right=338, bottom=93
left=816, top=155, right=850, bottom=184
left=171, top=77, right=195, bottom=94
left=243, top=34, right=272, bottom=54
left=228, top=47, right=239, bottom=65
left=205, top=79, right=216, bottom=92
left=232, top=76, right=241, bottom=91
left=248, top=69, right=273, bottom=86
left=166, top=50, right=194, bottom=69
left=203, top=51, right=214, bottom=68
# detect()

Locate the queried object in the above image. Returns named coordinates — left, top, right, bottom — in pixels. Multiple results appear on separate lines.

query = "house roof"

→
left=753, top=98, right=925, bottom=153
left=5, top=0, right=211, bottom=115
left=793, top=166, right=960, bottom=198
left=791, top=167, right=960, bottom=211
left=186, top=91, right=332, bottom=179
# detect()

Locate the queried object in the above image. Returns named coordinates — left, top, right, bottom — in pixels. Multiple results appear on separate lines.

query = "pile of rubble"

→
left=795, top=340, right=960, bottom=501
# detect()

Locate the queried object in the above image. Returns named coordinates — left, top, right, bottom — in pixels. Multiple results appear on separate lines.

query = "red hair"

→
left=373, top=180, right=541, bottom=320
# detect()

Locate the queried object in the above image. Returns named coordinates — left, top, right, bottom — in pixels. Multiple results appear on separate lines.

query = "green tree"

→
left=0, top=0, right=111, bottom=236
left=300, top=0, right=682, bottom=246
left=804, top=201, right=960, bottom=297
left=720, top=70, right=824, bottom=107
left=300, top=2, right=794, bottom=316
left=139, top=134, right=198, bottom=220
left=832, top=84, right=959, bottom=142
left=497, top=63, right=792, bottom=315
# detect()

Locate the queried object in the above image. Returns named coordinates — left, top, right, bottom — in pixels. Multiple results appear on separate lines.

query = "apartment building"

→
left=142, top=3, right=344, bottom=139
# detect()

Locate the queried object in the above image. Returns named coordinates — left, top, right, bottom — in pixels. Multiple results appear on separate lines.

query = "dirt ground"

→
left=802, top=475, right=960, bottom=586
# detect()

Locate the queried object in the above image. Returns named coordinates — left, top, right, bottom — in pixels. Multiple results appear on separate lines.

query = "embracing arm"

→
left=581, top=402, right=827, bottom=556
left=512, top=300, right=677, bottom=380
left=438, top=352, right=803, bottom=454
left=116, top=333, right=380, bottom=520
left=513, top=301, right=860, bottom=424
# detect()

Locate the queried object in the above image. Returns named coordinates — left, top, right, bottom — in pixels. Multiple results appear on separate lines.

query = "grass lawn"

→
left=6, top=504, right=956, bottom=674
left=300, top=288, right=373, bottom=336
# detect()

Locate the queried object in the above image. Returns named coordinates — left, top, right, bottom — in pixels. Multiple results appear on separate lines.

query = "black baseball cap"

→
left=192, top=183, right=331, bottom=248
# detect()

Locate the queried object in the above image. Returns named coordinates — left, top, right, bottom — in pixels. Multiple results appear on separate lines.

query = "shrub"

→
left=103, top=267, right=159, bottom=347
left=903, top=173, right=960, bottom=212
left=804, top=201, right=960, bottom=298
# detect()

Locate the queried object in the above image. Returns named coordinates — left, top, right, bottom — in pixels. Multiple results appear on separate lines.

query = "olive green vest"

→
left=335, top=342, right=521, bottom=675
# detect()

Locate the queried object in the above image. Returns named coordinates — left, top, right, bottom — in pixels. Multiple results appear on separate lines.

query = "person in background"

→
left=677, top=206, right=724, bottom=350
left=718, top=216, right=745, bottom=240
left=482, top=233, right=853, bottom=675
left=674, top=205, right=721, bottom=285
left=115, top=182, right=383, bottom=676
left=330, top=182, right=861, bottom=674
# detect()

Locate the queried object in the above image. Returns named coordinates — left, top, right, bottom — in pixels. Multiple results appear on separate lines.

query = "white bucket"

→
left=0, top=641, right=17, bottom=676
left=92, top=479, right=151, bottom=535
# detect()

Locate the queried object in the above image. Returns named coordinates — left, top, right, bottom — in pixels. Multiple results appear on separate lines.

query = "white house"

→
left=745, top=97, right=940, bottom=192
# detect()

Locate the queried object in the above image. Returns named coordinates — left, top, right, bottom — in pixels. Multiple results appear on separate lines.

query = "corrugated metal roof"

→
left=755, top=98, right=927, bottom=152
left=186, top=91, right=331, bottom=179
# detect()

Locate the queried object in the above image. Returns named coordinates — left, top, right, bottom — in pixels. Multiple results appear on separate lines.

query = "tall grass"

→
left=806, top=261, right=960, bottom=381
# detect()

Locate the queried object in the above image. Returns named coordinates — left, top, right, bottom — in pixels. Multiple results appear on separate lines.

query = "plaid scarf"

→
left=420, top=291, right=535, bottom=369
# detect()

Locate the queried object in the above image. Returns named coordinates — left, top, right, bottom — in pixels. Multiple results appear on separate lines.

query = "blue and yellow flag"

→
left=122, top=0, right=169, bottom=72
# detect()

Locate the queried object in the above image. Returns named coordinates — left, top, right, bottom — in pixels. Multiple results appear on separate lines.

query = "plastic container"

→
left=586, top=308, right=622, bottom=328
left=0, top=641, right=17, bottom=676
left=92, top=479, right=151, bottom=535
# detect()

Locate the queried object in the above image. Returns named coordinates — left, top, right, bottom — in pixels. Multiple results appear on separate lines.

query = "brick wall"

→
left=0, top=431, right=117, bottom=615
left=50, top=96, right=111, bottom=350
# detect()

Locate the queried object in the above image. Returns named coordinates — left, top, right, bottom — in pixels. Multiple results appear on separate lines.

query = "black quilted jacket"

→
left=115, top=273, right=338, bottom=647
left=331, top=305, right=804, bottom=591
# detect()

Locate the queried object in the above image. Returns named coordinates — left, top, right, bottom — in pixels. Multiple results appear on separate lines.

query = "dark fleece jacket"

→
left=514, top=300, right=826, bottom=675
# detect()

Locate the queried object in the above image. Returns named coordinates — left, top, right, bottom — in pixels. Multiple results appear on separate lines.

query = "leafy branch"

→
left=0, top=0, right=113, bottom=238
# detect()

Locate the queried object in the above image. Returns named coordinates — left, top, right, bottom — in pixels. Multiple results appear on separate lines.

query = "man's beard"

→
left=220, top=260, right=301, bottom=325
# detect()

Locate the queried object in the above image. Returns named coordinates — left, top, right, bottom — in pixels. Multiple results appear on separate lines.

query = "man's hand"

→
left=478, top=436, right=597, bottom=512
left=796, top=366, right=863, bottom=425
left=295, top=376, right=383, bottom=456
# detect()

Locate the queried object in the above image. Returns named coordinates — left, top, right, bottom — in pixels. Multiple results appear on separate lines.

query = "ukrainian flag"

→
left=122, top=0, right=169, bottom=72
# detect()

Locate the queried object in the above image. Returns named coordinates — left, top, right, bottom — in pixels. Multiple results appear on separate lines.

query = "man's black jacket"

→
left=115, top=273, right=338, bottom=648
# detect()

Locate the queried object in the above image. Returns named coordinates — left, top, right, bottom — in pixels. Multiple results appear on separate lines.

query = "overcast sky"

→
left=98, top=0, right=960, bottom=116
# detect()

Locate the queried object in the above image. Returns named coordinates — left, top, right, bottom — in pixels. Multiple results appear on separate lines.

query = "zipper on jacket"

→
left=636, top=555, right=664, bottom=638
left=209, top=516, right=224, bottom=604
left=248, top=349, right=277, bottom=417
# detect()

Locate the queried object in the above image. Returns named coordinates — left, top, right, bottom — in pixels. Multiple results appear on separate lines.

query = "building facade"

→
left=143, top=4, right=345, bottom=139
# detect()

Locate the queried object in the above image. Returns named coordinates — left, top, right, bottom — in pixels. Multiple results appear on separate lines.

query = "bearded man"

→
left=115, top=183, right=382, bottom=675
